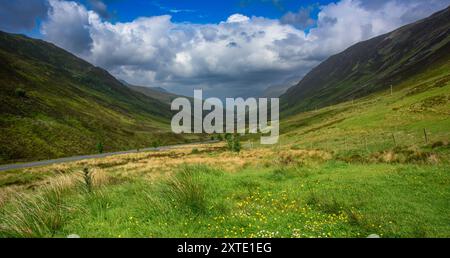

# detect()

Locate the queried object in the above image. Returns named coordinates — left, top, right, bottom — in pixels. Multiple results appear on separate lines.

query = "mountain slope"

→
left=261, top=83, right=292, bottom=98
left=120, top=80, right=183, bottom=105
left=0, top=31, right=189, bottom=164
left=282, top=6, right=450, bottom=114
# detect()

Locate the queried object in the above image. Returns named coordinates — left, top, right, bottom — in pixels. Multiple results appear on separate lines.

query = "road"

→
left=0, top=141, right=216, bottom=172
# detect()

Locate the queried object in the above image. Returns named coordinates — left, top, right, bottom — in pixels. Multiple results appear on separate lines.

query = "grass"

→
left=0, top=142, right=449, bottom=238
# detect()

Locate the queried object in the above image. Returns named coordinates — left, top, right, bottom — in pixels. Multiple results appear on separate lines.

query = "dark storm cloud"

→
left=41, top=0, right=93, bottom=55
left=0, top=0, right=49, bottom=32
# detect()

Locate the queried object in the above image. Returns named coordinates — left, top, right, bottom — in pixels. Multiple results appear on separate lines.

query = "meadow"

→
left=0, top=137, right=448, bottom=238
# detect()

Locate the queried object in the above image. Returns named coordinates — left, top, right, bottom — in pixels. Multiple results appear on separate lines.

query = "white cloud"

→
left=40, top=0, right=450, bottom=97
left=226, top=14, right=251, bottom=23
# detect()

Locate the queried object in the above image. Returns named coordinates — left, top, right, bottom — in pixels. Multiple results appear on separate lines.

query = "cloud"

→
left=40, top=0, right=450, bottom=98
left=226, top=14, right=251, bottom=23
left=152, top=1, right=196, bottom=14
left=280, top=7, right=316, bottom=30
left=88, top=0, right=109, bottom=19
left=41, top=0, right=94, bottom=55
left=0, top=0, right=49, bottom=32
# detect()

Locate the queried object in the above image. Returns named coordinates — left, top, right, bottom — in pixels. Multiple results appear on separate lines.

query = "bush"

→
left=15, top=88, right=27, bottom=98
left=81, top=167, right=93, bottom=193
left=151, top=140, right=161, bottom=148
left=96, top=142, right=104, bottom=154
left=191, top=148, right=200, bottom=154
left=225, top=133, right=241, bottom=153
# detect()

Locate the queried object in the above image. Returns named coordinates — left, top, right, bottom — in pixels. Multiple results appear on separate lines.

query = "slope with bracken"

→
left=281, top=6, right=450, bottom=115
left=0, top=31, right=193, bottom=164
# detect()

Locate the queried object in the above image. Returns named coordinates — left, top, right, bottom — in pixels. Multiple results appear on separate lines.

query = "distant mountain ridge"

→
left=262, top=83, right=294, bottom=98
left=119, top=80, right=183, bottom=105
left=282, top=6, right=450, bottom=114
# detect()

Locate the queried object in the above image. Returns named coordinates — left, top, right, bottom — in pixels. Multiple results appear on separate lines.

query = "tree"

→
left=96, top=142, right=104, bottom=154
left=233, top=134, right=241, bottom=153
left=225, top=133, right=241, bottom=153
left=151, top=140, right=161, bottom=148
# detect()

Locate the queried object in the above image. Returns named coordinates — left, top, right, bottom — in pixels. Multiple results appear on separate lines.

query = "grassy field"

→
left=0, top=58, right=449, bottom=238
left=0, top=138, right=448, bottom=238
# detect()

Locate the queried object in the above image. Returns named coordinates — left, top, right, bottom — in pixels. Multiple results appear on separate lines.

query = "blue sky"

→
left=85, top=0, right=327, bottom=24
left=1, top=0, right=449, bottom=97
left=20, top=0, right=329, bottom=39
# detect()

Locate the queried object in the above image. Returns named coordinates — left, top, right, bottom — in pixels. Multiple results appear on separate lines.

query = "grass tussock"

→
left=0, top=167, right=114, bottom=238
left=162, top=165, right=220, bottom=215
left=0, top=176, right=74, bottom=237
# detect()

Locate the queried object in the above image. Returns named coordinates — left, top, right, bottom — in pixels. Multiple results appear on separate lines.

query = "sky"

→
left=1, top=0, right=449, bottom=98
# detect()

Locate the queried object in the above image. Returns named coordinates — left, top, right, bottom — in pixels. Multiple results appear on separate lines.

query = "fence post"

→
left=364, top=136, right=369, bottom=152
left=423, top=129, right=428, bottom=144
left=391, top=133, right=397, bottom=147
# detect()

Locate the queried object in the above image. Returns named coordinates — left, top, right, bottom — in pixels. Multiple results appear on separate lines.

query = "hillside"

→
left=0, top=31, right=192, bottom=164
left=122, top=81, right=183, bottom=105
left=261, top=83, right=292, bottom=98
left=282, top=6, right=450, bottom=114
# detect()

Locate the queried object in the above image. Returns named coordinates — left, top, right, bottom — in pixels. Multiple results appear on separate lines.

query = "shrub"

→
left=233, top=134, right=241, bottom=153
left=225, top=133, right=241, bottom=153
left=151, top=140, right=161, bottom=148
left=96, top=142, right=104, bottom=154
left=81, top=167, right=93, bottom=193
left=191, top=148, right=200, bottom=154
left=15, top=88, right=27, bottom=98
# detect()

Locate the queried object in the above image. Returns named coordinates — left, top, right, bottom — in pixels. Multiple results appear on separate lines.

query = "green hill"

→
left=0, top=31, right=192, bottom=164
left=281, top=6, right=450, bottom=115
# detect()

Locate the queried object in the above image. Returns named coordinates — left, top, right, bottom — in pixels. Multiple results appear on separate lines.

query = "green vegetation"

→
left=0, top=31, right=199, bottom=164
left=96, top=142, right=104, bottom=154
left=225, top=134, right=241, bottom=153
left=14, top=88, right=26, bottom=98
left=151, top=140, right=161, bottom=148
left=0, top=155, right=449, bottom=238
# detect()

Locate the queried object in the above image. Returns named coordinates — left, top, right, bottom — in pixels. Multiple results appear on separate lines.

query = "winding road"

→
left=0, top=141, right=216, bottom=172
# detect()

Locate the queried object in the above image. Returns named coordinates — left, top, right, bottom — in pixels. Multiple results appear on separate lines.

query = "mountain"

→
left=262, top=83, right=294, bottom=98
left=0, top=31, right=190, bottom=164
left=282, top=6, right=450, bottom=114
left=119, top=80, right=183, bottom=105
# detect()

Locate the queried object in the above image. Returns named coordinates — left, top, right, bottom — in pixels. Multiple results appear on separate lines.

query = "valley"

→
left=0, top=5, right=449, bottom=239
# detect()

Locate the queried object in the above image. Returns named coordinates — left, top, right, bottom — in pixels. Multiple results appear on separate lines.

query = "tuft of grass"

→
left=0, top=177, right=74, bottom=237
left=161, top=165, right=215, bottom=215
